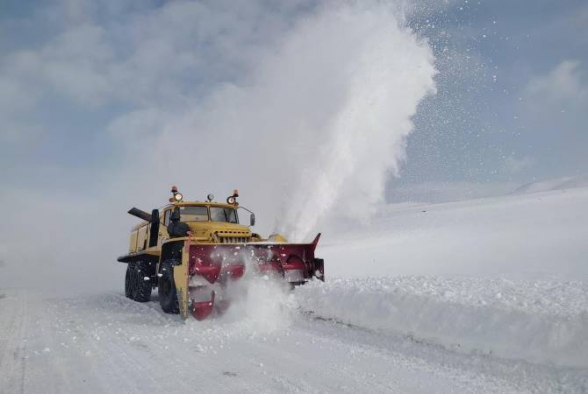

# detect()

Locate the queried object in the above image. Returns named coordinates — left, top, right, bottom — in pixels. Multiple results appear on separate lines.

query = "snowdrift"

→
left=295, top=276, right=588, bottom=369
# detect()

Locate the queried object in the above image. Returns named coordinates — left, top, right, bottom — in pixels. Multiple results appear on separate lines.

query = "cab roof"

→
left=160, top=201, right=238, bottom=211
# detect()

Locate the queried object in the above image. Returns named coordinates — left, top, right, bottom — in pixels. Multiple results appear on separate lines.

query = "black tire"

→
left=125, top=264, right=133, bottom=299
left=125, top=262, right=153, bottom=302
left=158, top=261, right=179, bottom=314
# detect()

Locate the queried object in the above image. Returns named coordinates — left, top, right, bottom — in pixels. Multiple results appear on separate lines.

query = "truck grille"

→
left=215, top=231, right=251, bottom=244
left=219, top=237, right=249, bottom=244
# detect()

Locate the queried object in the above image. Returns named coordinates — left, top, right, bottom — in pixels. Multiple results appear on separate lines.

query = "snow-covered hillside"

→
left=319, top=186, right=588, bottom=281
left=514, top=175, right=588, bottom=195
left=1, top=187, right=587, bottom=393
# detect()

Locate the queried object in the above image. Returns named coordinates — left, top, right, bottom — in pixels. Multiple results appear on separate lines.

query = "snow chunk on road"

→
left=295, top=276, right=588, bottom=368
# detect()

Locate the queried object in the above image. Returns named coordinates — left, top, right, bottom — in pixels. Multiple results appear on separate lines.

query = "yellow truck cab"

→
left=128, top=201, right=260, bottom=255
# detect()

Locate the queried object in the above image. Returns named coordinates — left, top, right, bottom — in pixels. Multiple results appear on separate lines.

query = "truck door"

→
left=158, top=209, right=171, bottom=247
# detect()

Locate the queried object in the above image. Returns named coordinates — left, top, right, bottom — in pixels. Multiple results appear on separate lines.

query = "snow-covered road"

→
left=1, top=290, right=586, bottom=394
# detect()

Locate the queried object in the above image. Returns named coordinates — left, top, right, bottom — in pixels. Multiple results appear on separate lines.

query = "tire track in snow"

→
left=53, top=293, right=194, bottom=394
left=297, top=312, right=588, bottom=393
left=0, top=291, right=28, bottom=394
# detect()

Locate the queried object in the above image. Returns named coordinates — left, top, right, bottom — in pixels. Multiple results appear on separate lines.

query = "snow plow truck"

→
left=117, top=187, right=324, bottom=320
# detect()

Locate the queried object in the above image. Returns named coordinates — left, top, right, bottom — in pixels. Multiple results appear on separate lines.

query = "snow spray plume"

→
left=130, top=2, right=437, bottom=242
left=277, top=4, right=437, bottom=240
left=218, top=248, right=296, bottom=333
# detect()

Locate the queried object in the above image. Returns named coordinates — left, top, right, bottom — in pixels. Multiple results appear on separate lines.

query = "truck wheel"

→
left=158, top=261, right=179, bottom=314
left=125, top=264, right=133, bottom=299
left=125, top=262, right=152, bottom=302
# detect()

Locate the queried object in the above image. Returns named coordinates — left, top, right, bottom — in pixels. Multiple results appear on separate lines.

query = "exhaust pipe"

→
left=128, top=207, right=153, bottom=222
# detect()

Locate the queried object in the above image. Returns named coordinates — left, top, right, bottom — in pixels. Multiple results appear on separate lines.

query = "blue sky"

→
left=402, top=0, right=587, bottom=186
left=0, top=0, right=586, bottom=201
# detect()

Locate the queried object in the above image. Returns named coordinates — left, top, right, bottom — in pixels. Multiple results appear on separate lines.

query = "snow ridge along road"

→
left=296, top=276, right=588, bottom=369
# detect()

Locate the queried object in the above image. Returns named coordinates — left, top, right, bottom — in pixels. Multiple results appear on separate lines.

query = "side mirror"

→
left=250, top=213, right=256, bottom=227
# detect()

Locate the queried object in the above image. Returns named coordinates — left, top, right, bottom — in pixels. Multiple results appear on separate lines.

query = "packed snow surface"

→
left=1, top=291, right=587, bottom=394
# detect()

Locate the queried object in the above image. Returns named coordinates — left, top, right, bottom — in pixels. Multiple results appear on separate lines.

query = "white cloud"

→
left=505, top=156, right=534, bottom=174
left=41, top=24, right=114, bottom=105
left=107, top=107, right=173, bottom=139
left=0, top=53, right=44, bottom=143
left=524, top=60, right=587, bottom=109
left=0, top=0, right=314, bottom=140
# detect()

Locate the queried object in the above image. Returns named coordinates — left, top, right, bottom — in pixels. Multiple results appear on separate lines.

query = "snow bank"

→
left=295, top=276, right=588, bottom=368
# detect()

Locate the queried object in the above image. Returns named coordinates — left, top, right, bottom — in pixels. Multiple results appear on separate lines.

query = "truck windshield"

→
left=210, top=207, right=238, bottom=223
left=180, top=206, right=209, bottom=222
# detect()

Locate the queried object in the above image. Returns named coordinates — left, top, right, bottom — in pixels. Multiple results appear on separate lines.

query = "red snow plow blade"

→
left=177, top=234, right=324, bottom=320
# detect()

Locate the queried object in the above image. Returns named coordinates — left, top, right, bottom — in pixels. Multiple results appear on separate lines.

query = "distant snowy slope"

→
left=296, top=277, right=588, bottom=368
left=514, top=175, right=588, bottom=195
left=317, top=186, right=588, bottom=281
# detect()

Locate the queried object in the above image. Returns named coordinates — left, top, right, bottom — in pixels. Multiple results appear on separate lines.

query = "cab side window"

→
left=163, top=209, right=170, bottom=227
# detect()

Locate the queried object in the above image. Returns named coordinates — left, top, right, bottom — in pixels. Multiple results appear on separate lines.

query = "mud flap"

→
left=173, top=243, right=191, bottom=320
